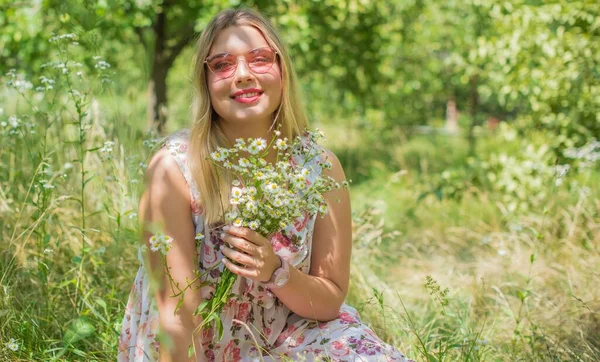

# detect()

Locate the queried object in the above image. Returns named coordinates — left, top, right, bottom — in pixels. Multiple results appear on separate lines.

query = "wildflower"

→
left=95, top=60, right=111, bottom=70
left=6, top=338, right=19, bottom=351
left=248, top=220, right=260, bottom=230
left=233, top=218, right=243, bottom=227
left=149, top=233, right=173, bottom=255
left=100, top=141, right=115, bottom=160
left=318, top=204, right=328, bottom=214
left=245, top=186, right=257, bottom=196
left=223, top=161, right=233, bottom=169
left=253, top=138, right=267, bottom=151
left=230, top=197, right=241, bottom=205
left=195, top=232, right=205, bottom=241
left=39, top=180, right=54, bottom=189
left=247, top=143, right=260, bottom=155
left=238, top=158, right=250, bottom=168
left=275, top=130, right=281, bottom=136
left=265, top=182, right=279, bottom=194
left=49, top=33, right=77, bottom=43
left=231, top=187, right=243, bottom=198
left=275, top=138, right=288, bottom=150
left=232, top=179, right=241, bottom=187
left=210, top=151, right=226, bottom=161
left=245, top=201, right=258, bottom=214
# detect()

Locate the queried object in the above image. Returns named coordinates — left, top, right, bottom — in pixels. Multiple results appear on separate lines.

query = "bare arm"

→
left=140, top=148, right=203, bottom=361
left=271, top=149, right=352, bottom=321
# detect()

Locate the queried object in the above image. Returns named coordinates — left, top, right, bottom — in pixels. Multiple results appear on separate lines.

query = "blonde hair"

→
left=189, top=8, right=308, bottom=225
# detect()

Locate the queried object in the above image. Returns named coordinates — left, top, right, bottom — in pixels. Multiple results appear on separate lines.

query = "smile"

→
left=231, top=91, right=263, bottom=104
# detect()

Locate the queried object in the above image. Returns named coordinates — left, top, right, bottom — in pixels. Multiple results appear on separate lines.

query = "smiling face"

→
left=207, top=25, right=283, bottom=135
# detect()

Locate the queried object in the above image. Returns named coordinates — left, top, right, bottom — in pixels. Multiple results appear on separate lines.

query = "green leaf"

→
left=215, top=315, right=224, bottom=340
left=63, top=317, right=95, bottom=345
left=95, top=298, right=107, bottom=311
left=194, top=300, right=209, bottom=316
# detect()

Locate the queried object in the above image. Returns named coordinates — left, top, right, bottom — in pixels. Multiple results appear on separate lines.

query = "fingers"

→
left=220, top=245, right=256, bottom=268
left=220, top=233, right=258, bottom=255
left=221, top=257, right=259, bottom=279
left=223, top=226, right=268, bottom=247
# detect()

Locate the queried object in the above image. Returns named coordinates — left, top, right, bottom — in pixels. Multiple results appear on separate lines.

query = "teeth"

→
left=235, top=92, right=260, bottom=99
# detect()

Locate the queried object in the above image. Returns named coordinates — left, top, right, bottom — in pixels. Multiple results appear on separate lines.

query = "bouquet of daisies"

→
left=194, top=128, right=347, bottom=339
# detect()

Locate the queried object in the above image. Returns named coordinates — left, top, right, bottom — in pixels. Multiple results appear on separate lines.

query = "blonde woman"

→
left=118, top=8, right=411, bottom=362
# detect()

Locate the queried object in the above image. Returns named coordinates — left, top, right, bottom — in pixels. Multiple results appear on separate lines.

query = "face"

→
left=206, top=25, right=282, bottom=131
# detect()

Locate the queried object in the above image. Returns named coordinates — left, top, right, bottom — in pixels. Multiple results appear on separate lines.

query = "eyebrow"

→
left=206, top=52, right=230, bottom=60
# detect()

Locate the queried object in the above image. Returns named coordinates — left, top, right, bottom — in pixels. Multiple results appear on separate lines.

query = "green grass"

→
left=1, top=66, right=600, bottom=361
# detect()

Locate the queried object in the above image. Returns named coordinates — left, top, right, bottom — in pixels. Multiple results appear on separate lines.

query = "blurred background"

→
left=1, top=0, right=599, bottom=361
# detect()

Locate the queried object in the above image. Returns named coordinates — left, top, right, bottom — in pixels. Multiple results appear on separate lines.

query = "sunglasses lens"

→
left=207, top=54, right=237, bottom=78
left=247, top=48, right=276, bottom=73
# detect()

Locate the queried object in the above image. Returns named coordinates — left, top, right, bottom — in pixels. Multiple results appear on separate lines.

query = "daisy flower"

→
left=248, top=220, right=260, bottom=230
left=231, top=187, right=243, bottom=198
left=6, top=338, right=19, bottom=351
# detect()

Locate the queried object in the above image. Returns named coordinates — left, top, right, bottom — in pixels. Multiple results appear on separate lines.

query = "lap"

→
left=267, top=304, right=411, bottom=362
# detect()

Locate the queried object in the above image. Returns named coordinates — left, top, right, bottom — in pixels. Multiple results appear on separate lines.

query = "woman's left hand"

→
left=219, top=226, right=281, bottom=283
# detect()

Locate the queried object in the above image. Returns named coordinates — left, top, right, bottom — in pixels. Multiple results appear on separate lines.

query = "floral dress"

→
left=118, top=129, right=411, bottom=362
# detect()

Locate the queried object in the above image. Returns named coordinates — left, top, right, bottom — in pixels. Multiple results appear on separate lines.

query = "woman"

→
left=118, top=8, right=411, bottom=362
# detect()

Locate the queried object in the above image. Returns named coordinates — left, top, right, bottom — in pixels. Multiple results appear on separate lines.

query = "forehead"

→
left=210, top=25, right=270, bottom=54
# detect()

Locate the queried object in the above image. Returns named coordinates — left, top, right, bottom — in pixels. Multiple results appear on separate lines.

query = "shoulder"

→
left=144, top=141, right=191, bottom=205
left=162, top=128, right=191, bottom=154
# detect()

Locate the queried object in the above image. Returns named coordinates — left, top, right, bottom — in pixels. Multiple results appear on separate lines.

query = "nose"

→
left=233, top=58, right=254, bottom=83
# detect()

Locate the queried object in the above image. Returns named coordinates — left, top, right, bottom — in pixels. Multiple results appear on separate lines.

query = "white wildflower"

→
left=210, top=150, right=226, bottom=161
left=248, top=220, right=260, bottom=230
left=265, top=182, right=279, bottom=193
left=231, top=187, right=243, bottom=198
left=233, top=218, right=243, bottom=227
left=148, top=233, right=173, bottom=255
left=95, top=60, right=111, bottom=70
left=6, top=338, right=19, bottom=351
left=253, top=138, right=267, bottom=151
left=245, top=186, right=257, bottom=196
left=275, top=138, right=288, bottom=150
left=239, top=158, right=250, bottom=168
left=195, top=232, right=205, bottom=241
left=247, top=143, right=260, bottom=155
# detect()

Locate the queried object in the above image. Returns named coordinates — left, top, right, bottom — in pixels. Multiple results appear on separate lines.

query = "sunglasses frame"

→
left=204, top=46, right=279, bottom=79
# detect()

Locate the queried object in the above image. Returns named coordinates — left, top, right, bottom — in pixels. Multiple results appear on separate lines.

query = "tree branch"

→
left=165, top=23, right=196, bottom=69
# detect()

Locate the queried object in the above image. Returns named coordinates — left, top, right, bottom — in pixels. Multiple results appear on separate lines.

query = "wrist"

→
left=263, top=255, right=282, bottom=283
left=263, top=255, right=290, bottom=289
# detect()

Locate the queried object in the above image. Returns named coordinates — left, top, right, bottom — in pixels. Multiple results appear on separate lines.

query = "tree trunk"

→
left=147, top=11, right=168, bottom=135
left=148, top=64, right=168, bottom=135
left=468, top=74, right=479, bottom=156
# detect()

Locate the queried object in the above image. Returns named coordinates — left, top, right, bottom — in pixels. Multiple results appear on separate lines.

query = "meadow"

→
left=1, top=18, right=600, bottom=362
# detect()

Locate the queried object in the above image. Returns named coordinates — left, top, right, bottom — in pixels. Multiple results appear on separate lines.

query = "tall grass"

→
left=1, top=40, right=599, bottom=361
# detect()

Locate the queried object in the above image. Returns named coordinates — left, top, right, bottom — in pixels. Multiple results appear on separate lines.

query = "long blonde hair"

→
left=189, top=8, right=308, bottom=225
